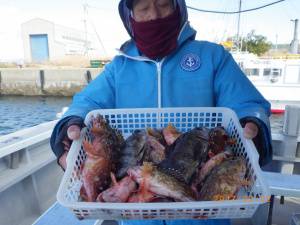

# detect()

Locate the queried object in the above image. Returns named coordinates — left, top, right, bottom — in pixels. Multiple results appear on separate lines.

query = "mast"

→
left=83, top=2, right=89, bottom=56
left=236, top=0, right=242, bottom=51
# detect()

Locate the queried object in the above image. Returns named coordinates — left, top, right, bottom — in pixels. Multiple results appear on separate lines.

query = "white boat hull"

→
left=232, top=52, right=300, bottom=111
left=254, top=84, right=300, bottom=110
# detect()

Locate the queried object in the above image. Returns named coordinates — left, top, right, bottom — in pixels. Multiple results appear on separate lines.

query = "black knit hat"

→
left=126, top=0, right=176, bottom=9
left=126, top=0, right=133, bottom=9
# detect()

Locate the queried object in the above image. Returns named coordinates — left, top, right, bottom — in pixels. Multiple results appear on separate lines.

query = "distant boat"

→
left=232, top=51, right=300, bottom=113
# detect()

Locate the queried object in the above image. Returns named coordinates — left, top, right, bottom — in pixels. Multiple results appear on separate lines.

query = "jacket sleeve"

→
left=213, top=46, right=272, bottom=165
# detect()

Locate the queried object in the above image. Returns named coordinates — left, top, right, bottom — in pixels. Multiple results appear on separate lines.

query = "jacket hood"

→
left=118, top=0, right=188, bottom=38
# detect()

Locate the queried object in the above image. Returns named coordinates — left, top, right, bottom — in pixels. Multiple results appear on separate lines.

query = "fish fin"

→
left=80, top=186, right=88, bottom=201
left=142, top=162, right=154, bottom=175
left=227, top=138, right=236, bottom=145
left=110, top=172, right=118, bottom=186
left=182, top=160, right=199, bottom=183
left=82, top=139, right=94, bottom=155
left=208, top=150, right=215, bottom=158
left=136, top=144, right=147, bottom=162
left=240, top=178, right=251, bottom=187
left=146, top=127, right=154, bottom=136
left=96, top=192, right=105, bottom=202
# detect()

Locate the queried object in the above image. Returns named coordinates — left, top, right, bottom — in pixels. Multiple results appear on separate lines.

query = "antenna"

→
left=236, top=0, right=242, bottom=51
left=83, top=3, right=108, bottom=59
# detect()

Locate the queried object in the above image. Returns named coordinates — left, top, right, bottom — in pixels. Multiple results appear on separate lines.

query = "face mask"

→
left=130, top=6, right=181, bottom=59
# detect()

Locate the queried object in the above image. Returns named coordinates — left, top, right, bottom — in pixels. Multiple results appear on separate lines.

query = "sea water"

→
left=0, top=96, right=284, bottom=136
left=0, top=96, right=71, bottom=136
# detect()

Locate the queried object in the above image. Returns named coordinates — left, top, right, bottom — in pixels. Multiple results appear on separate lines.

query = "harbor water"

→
left=0, top=96, right=71, bottom=136
left=0, top=96, right=284, bottom=136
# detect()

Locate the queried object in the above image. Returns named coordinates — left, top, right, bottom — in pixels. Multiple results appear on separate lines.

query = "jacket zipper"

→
left=156, top=59, right=165, bottom=109
left=117, top=21, right=189, bottom=108
left=118, top=51, right=166, bottom=109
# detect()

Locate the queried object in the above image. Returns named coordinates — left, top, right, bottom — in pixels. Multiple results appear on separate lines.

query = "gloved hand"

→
left=51, top=116, right=84, bottom=170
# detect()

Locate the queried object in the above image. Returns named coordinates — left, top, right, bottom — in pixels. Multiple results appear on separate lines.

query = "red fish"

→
left=80, top=115, right=124, bottom=202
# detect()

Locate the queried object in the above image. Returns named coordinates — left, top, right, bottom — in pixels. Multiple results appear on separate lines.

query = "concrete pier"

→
left=0, top=68, right=103, bottom=96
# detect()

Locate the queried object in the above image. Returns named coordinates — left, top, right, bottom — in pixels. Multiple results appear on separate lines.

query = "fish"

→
left=80, top=115, right=124, bottom=202
left=162, top=124, right=181, bottom=146
left=208, top=127, right=236, bottom=156
left=144, top=134, right=166, bottom=164
left=117, top=129, right=148, bottom=179
left=118, top=128, right=168, bottom=178
left=197, top=156, right=248, bottom=201
left=158, top=127, right=210, bottom=184
left=127, top=174, right=158, bottom=203
left=147, top=128, right=166, bottom=146
left=128, top=162, right=196, bottom=202
left=97, top=173, right=137, bottom=202
left=191, top=151, right=232, bottom=192
left=80, top=154, right=111, bottom=202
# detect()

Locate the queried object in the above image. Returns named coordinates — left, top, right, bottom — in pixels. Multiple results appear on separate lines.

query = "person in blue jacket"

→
left=51, top=0, right=272, bottom=224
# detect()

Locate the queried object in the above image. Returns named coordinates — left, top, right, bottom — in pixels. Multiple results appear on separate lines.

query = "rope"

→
left=187, top=0, right=286, bottom=14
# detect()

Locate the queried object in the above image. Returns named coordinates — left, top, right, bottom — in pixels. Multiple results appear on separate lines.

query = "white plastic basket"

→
left=57, top=107, right=270, bottom=220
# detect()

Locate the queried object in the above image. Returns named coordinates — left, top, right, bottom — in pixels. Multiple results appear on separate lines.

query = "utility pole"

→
left=83, top=2, right=89, bottom=56
left=236, top=0, right=242, bottom=51
left=289, top=19, right=299, bottom=54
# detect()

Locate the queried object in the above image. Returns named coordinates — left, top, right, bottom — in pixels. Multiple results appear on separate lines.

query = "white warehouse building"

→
left=21, top=18, right=103, bottom=62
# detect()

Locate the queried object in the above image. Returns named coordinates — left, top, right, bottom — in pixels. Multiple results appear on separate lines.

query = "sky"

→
left=0, top=0, right=299, bottom=61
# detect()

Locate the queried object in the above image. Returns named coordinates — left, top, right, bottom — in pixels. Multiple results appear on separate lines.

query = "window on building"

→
left=270, top=68, right=282, bottom=83
left=263, top=69, right=271, bottom=76
left=271, top=68, right=282, bottom=76
left=245, top=68, right=259, bottom=76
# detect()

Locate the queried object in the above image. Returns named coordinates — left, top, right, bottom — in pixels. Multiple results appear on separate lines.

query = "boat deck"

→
left=33, top=202, right=99, bottom=225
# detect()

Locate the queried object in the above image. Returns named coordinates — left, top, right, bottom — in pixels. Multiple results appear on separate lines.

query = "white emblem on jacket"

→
left=180, top=53, right=201, bottom=72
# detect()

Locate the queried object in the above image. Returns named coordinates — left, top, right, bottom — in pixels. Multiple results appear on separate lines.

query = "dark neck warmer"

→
left=130, top=6, right=181, bottom=59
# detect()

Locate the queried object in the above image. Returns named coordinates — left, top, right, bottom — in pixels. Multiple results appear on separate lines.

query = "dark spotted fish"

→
left=117, top=129, right=148, bottom=178
left=159, top=127, right=210, bottom=184
left=128, top=163, right=196, bottom=202
left=198, top=157, right=247, bottom=201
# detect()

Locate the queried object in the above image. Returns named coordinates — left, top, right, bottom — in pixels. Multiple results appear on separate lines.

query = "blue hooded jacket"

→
left=51, top=0, right=272, bottom=167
